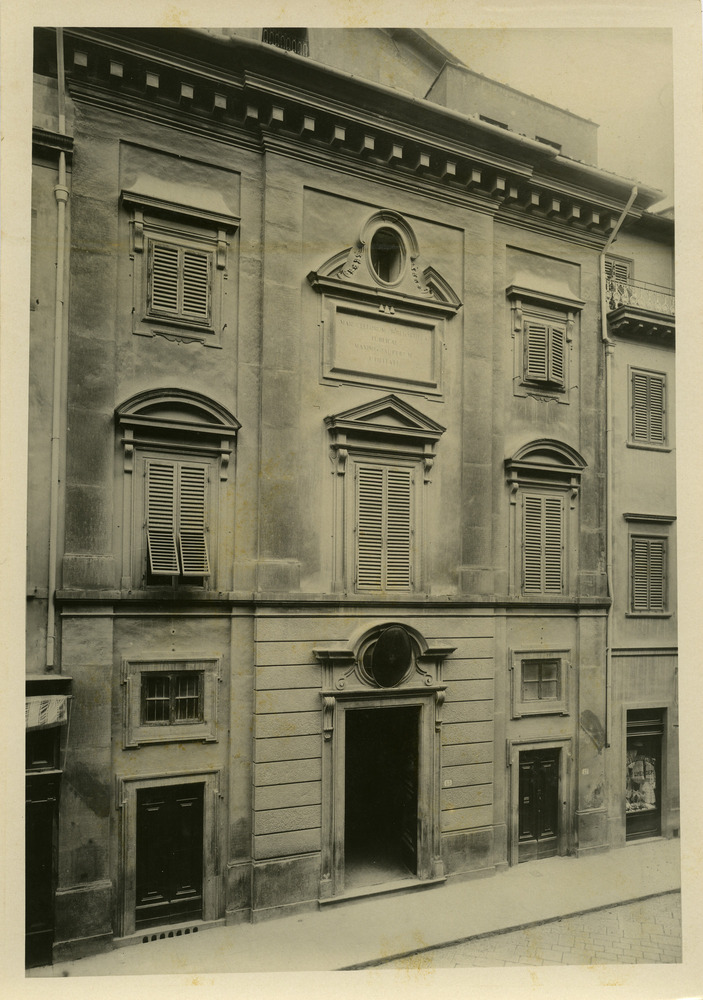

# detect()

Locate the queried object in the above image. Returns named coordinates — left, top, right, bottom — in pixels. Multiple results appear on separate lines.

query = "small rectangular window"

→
left=631, top=536, right=667, bottom=612
left=511, top=649, right=569, bottom=717
left=523, top=322, right=566, bottom=389
left=141, top=672, right=203, bottom=725
left=630, top=369, right=666, bottom=446
left=521, top=659, right=561, bottom=701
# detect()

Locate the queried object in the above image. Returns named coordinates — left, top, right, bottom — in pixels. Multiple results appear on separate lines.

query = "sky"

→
left=427, top=28, right=674, bottom=205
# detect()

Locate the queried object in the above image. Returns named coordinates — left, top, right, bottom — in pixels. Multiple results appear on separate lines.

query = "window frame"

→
left=122, top=192, right=238, bottom=349
left=506, top=286, right=584, bottom=405
left=122, top=657, right=221, bottom=748
left=624, top=514, right=675, bottom=618
left=629, top=534, right=668, bottom=615
left=505, top=440, right=586, bottom=599
left=140, top=670, right=204, bottom=726
left=116, top=389, right=240, bottom=596
left=325, top=394, right=445, bottom=596
left=628, top=366, right=668, bottom=449
left=511, top=649, right=570, bottom=718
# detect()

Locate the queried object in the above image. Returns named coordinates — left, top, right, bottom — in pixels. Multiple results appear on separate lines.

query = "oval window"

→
left=364, top=625, right=413, bottom=687
left=369, top=227, right=405, bottom=284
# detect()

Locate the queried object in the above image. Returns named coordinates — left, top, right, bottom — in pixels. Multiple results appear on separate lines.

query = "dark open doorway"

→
left=344, top=706, right=419, bottom=889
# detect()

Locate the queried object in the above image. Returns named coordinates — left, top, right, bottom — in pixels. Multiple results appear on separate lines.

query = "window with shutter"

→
left=149, top=241, right=211, bottom=324
left=146, top=459, right=210, bottom=582
left=630, top=369, right=666, bottom=446
left=356, top=463, right=413, bottom=591
left=631, top=536, right=667, bottom=612
left=522, top=492, right=565, bottom=594
left=524, top=322, right=567, bottom=388
left=605, top=256, right=632, bottom=282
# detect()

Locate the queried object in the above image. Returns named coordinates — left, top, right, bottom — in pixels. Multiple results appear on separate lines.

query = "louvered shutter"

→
left=631, top=371, right=666, bottom=444
left=150, top=244, right=180, bottom=314
left=181, top=250, right=210, bottom=321
left=605, top=257, right=631, bottom=282
left=631, top=371, right=650, bottom=442
left=146, top=461, right=180, bottom=575
left=647, top=539, right=666, bottom=611
left=523, top=493, right=564, bottom=593
left=357, top=466, right=384, bottom=590
left=548, top=327, right=566, bottom=387
left=647, top=374, right=665, bottom=444
left=524, top=322, right=549, bottom=382
left=385, top=467, right=413, bottom=589
left=632, top=537, right=666, bottom=611
left=543, top=496, right=564, bottom=592
left=523, top=494, right=544, bottom=593
left=177, top=464, right=210, bottom=576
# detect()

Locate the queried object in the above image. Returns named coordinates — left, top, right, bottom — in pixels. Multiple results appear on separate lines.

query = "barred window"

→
left=142, top=671, right=203, bottom=725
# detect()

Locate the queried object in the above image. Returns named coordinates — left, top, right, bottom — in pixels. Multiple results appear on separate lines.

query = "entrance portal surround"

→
left=115, top=769, right=221, bottom=938
left=313, top=622, right=455, bottom=900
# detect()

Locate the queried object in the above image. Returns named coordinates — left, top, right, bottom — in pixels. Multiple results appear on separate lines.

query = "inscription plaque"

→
left=327, top=307, right=440, bottom=393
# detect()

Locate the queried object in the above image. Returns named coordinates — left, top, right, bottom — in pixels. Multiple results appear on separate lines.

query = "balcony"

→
left=606, top=277, right=675, bottom=340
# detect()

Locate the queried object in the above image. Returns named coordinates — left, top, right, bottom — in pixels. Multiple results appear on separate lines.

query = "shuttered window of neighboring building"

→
left=605, top=256, right=632, bottom=282
left=146, top=459, right=210, bottom=578
left=523, top=492, right=565, bottom=594
left=631, top=369, right=666, bottom=445
left=631, top=536, right=667, bottom=612
left=524, top=321, right=566, bottom=388
left=148, top=242, right=211, bottom=323
left=356, top=463, right=413, bottom=591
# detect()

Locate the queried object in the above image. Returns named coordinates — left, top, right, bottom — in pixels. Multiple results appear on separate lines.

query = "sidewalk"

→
left=30, top=838, right=681, bottom=976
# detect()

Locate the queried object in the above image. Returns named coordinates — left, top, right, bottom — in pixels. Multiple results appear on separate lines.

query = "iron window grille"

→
left=141, top=671, right=204, bottom=725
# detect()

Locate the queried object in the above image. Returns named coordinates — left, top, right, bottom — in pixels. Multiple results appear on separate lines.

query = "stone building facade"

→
left=26, top=27, right=677, bottom=966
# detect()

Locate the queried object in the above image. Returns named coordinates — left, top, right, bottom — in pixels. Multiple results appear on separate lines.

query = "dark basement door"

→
left=518, top=748, right=560, bottom=862
left=135, top=783, right=204, bottom=929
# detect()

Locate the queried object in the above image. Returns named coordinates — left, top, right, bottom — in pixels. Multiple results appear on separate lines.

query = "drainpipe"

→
left=46, top=27, right=69, bottom=669
left=600, top=184, right=637, bottom=747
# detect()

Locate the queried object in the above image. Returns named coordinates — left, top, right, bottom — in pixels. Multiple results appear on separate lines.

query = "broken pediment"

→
left=308, top=210, right=461, bottom=318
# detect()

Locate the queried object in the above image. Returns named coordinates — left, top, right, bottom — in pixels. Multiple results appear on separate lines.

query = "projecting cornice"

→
left=45, top=27, right=665, bottom=244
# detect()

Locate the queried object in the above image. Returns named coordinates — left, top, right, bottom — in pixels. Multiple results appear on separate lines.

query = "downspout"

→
left=46, top=27, right=69, bottom=669
left=600, top=184, right=637, bottom=747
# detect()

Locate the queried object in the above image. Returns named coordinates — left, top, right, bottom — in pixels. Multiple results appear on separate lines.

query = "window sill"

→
left=625, top=612, right=673, bottom=619
left=513, top=709, right=569, bottom=719
left=626, top=442, right=672, bottom=453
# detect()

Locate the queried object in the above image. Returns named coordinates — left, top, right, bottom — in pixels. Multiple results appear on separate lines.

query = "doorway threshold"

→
left=319, top=875, right=446, bottom=908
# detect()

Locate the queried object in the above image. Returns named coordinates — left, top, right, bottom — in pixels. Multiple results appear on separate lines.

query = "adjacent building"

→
left=26, top=27, right=677, bottom=967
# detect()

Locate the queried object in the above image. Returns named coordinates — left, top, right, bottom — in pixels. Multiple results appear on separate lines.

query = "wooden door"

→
left=518, top=749, right=560, bottom=862
left=135, top=783, right=204, bottom=929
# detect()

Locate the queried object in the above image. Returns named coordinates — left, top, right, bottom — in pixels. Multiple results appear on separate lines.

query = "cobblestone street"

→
left=380, top=892, right=682, bottom=969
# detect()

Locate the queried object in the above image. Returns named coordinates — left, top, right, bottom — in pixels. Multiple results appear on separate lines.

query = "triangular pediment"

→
left=326, top=394, right=446, bottom=439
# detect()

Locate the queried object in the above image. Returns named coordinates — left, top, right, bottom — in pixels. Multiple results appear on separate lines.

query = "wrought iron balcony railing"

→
left=606, top=277, right=675, bottom=317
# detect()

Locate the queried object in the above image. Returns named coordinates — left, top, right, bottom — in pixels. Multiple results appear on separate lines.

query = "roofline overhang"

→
left=51, top=26, right=667, bottom=211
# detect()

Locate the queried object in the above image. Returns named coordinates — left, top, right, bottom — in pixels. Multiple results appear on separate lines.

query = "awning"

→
left=25, top=695, right=68, bottom=730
